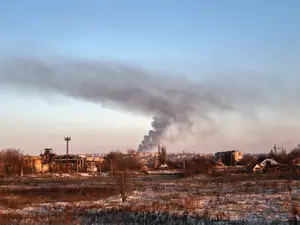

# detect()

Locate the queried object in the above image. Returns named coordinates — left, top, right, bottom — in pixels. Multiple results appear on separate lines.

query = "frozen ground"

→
left=0, top=173, right=299, bottom=224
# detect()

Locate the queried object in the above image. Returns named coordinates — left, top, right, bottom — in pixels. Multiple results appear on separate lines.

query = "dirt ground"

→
left=0, top=173, right=299, bottom=224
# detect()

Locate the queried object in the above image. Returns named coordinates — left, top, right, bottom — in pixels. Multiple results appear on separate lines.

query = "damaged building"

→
left=215, top=150, right=243, bottom=166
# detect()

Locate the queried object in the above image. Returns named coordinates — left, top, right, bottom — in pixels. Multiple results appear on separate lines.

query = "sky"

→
left=0, top=0, right=300, bottom=154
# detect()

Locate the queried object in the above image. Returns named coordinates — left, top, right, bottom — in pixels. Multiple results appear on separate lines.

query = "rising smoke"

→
left=138, top=116, right=170, bottom=152
left=0, top=56, right=298, bottom=152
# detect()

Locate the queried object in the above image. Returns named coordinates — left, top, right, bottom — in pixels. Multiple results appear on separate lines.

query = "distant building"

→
left=215, top=150, right=243, bottom=166
left=23, top=156, right=49, bottom=173
left=253, top=158, right=290, bottom=173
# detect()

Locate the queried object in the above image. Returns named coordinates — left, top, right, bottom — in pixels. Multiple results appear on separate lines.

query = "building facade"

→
left=215, top=150, right=243, bottom=166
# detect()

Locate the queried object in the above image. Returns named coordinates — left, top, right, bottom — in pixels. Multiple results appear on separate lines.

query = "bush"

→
left=184, top=157, right=212, bottom=175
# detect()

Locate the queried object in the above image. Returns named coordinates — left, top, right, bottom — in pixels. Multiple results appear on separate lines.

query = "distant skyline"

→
left=0, top=1, right=300, bottom=154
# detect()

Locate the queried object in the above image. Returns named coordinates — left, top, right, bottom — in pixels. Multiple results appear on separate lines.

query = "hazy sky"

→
left=0, top=0, right=300, bottom=155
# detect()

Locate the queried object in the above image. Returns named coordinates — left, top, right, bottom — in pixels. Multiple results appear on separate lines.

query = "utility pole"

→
left=64, top=136, right=71, bottom=173
left=20, top=156, right=24, bottom=177
left=76, top=158, right=79, bottom=173
left=110, top=159, right=113, bottom=174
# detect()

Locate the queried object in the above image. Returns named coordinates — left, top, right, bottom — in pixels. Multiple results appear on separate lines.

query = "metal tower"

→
left=64, top=136, right=71, bottom=172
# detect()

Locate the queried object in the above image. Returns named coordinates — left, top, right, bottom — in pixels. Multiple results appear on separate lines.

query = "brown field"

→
left=0, top=172, right=299, bottom=224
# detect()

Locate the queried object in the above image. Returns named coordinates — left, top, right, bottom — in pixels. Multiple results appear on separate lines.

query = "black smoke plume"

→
left=0, top=57, right=233, bottom=151
left=0, top=56, right=297, bottom=152
left=138, top=116, right=170, bottom=152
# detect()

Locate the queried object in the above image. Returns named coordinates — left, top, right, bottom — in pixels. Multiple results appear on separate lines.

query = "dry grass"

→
left=0, top=173, right=299, bottom=223
left=0, top=186, right=118, bottom=209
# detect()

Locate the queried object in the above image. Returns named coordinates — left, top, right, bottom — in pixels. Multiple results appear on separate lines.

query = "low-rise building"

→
left=23, top=156, right=49, bottom=173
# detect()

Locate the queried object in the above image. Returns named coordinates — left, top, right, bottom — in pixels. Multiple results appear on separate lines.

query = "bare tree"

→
left=114, top=169, right=131, bottom=202
left=289, top=145, right=300, bottom=161
left=0, top=149, right=23, bottom=179
left=184, top=157, right=212, bottom=176
left=106, top=151, right=134, bottom=202
left=268, top=144, right=300, bottom=165
left=158, top=145, right=167, bottom=166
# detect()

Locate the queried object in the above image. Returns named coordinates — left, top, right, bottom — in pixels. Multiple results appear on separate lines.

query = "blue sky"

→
left=0, top=0, right=299, bottom=154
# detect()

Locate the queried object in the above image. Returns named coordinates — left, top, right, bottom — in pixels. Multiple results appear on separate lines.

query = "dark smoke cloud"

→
left=0, top=56, right=298, bottom=151
left=138, top=116, right=170, bottom=152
